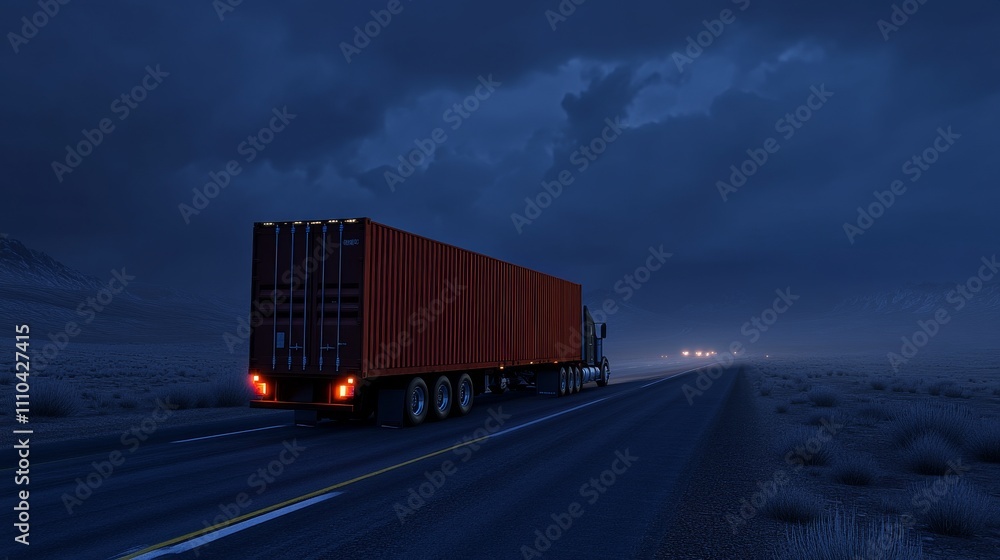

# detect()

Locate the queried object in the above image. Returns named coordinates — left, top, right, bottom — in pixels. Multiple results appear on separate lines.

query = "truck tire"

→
left=404, top=377, right=429, bottom=426
left=430, top=375, right=452, bottom=421
left=575, top=367, right=583, bottom=393
left=558, top=367, right=568, bottom=397
left=596, top=360, right=611, bottom=387
left=452, top=373, right=474, bottom=416
left=568, top=367, right=578, bottom=394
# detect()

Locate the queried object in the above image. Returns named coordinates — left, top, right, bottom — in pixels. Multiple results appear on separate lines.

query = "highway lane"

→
left=8, top=360, right=738, bottom=560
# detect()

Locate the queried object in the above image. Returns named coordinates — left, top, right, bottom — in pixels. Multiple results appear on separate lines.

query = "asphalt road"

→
left=6, top=359, right=738, bottom=560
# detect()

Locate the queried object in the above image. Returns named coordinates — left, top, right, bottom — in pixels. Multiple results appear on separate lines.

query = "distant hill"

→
left=0, top=236, right=241, bottom=345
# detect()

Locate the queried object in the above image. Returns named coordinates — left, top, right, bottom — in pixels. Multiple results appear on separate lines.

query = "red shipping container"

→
left=248, top=218, right=582, bottom=380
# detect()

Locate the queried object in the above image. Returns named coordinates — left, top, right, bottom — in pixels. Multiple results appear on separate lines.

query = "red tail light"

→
left=250, top=374, right=268, bottom=396
left=335, top=377, right=356, bottom=400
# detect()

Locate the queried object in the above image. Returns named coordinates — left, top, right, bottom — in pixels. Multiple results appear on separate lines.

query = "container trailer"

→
left=247, top=218, right=611, bottom=427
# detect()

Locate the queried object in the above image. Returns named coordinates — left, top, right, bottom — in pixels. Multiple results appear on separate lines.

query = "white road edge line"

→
left=491, top=397, right=610, bottom=439
left=129, top=493, right=343, bottom=559
left=638, top=366, right=710, bottom=389
left=170, top=425, right=284, bottom=444
left=124, top=365, right=716, bottom=557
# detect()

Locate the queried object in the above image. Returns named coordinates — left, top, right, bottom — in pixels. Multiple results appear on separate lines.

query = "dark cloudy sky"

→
left=3, top=0, right=999, bottom=314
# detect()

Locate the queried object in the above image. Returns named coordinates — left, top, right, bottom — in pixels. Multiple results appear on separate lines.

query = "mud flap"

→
left=377, top=389, right=404, bottom=428
left=536, top=370, right=559, bottom=397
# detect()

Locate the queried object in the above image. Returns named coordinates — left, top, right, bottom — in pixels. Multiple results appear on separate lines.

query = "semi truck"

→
left=247, top=218, right=611, bottom=427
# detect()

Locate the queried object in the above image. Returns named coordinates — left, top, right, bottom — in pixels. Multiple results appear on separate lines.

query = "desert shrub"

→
left=34, top=382, right=80, bottom=418
left=832, top=455, right=879, bottom=486
left=808, top=387, right=839, bottom=407
left=777, top=510, right=922, bottom=560
left=776, top=402, right=790, bottom=414
left=763, top=487, right=823, bottom=524
left=214, top=376, right=251, bottom=408
left=927, top=381, right=953, bottom=396
left=119, top=395, right=140, bottom=409
left=889, top=405, right=974, bottom=448
left=161, top=386, right=195, bottom=410
left=777, top=427, right=835, bottom=467
left=193, top=387, right=215, bottom=408
left=760, top=381, right=774, bottom=396
left=971, top=422, right=1000, bottom=463
left=903, top=433, right=962, bottom=475
left=97, top=396, right=117, bottom=413
left=870, top=378, right=888, bottom=390
left=942, top=385, right=969, bottom=398
left=919, top=480, right=999, bottom=537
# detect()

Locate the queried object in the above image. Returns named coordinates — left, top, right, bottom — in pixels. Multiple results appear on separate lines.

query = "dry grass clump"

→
left=918, top=480, right=999, bottom=537
left=777, top=510, right=922, bottom=560
left=34, top=381, right=80, bottom=418
left=762, top=487, right=823, bottom=524
left=831, top=454, right=879, bottom=486
left=888, top=404, right=974, bottom=449
left=903, top=433, right=962, bottom=476
left=808, top=387, right=839, bottom=407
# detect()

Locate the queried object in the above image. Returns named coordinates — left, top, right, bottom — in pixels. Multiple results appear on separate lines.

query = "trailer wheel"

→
left=404, top=377, right=429, bottom=426
left=575, top=367, right=584, bottom=393
left=596, top=360, right=611, bottom=387
left=558, top=367, right=568, bottom=397
left=429, top=375, right=452, bottom=421
left=452, top=373, right=474, bottom=416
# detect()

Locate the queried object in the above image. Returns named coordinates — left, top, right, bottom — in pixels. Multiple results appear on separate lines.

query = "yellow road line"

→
left=121, top=433, right=492, bottom=559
